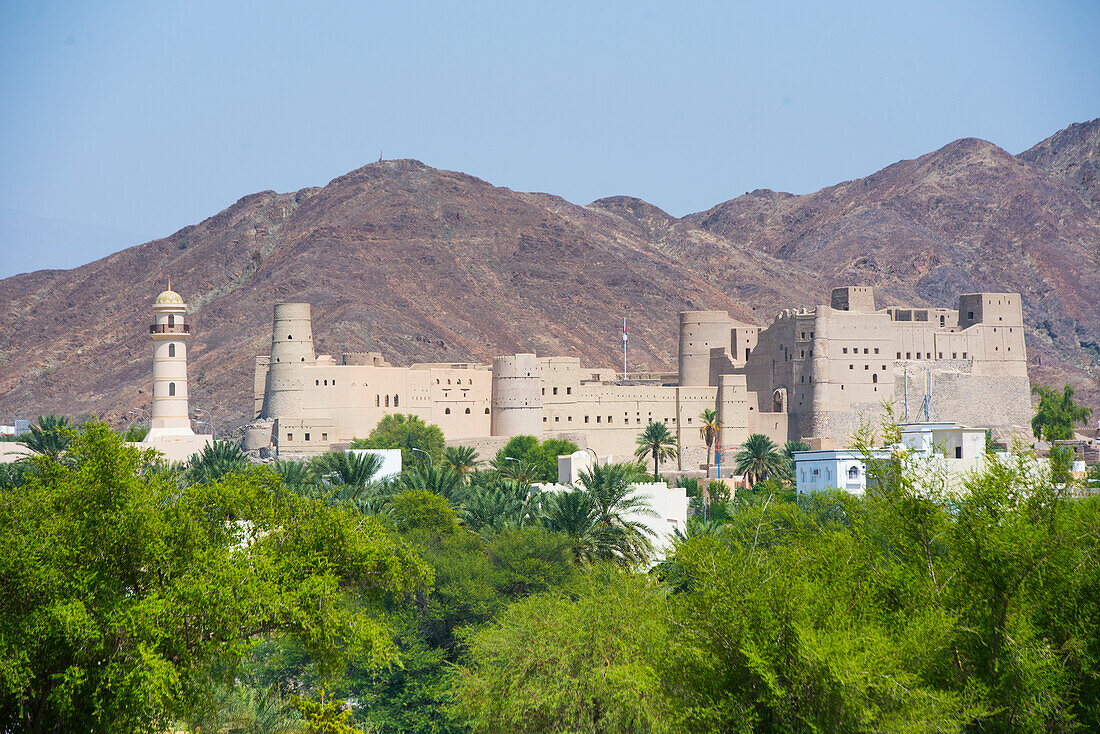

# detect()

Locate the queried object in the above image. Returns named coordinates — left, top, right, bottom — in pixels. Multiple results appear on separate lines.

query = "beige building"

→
left=140, top=287, right=212, bottom=462
left=249, top=287, right=1031, bottom=468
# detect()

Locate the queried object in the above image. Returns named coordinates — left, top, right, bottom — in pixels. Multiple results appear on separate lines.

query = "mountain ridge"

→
left=1, top=122, right=1097, bottom=432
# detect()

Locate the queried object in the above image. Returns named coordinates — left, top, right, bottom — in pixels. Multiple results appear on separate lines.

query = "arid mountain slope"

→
left=0, top=161, right=813, bottom=429
left=1, top=122, right=1097, bottom=432
left=1019, top=118, right=1100, bottom=211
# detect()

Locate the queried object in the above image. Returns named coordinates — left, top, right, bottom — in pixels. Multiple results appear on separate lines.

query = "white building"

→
left=793, top=422, right=989, bottom=496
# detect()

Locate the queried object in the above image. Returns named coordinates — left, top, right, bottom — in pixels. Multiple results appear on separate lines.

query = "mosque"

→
left=139, top=285, right=212, bottom=462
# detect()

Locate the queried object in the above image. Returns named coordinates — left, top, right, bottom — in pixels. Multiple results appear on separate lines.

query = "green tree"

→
left=314, top=450, right=384, bottom=497
left=294, top=689, right=357, bottom=734
left=493, top=436, right=578, bottom=483
left=459, top=479, right=541, bottom=535
left=449, top=569, right=671, bottom=733
left=398, top=465, right=465, bottom=503
left=442, top=445, right=480, bottom=481
left=0, top=422, right=431, bottom=733
left=392, top=489, right=460, bottom=533
left=184, top=439, right=249, bottom=484
left=352, top=414, right=446, bottom=470
left=577, top=463, right=655, bottom=565
left=17, top=415, right=73, bottom=460
left=699, top=408, right=721, bottom=469
left=634, top=421, right=679, bottom=481
left=734, top=433, right=786, bottom=486
left=273, top=459, right=321, bottom=494
left=1031, top=383, right=1092, bottom=442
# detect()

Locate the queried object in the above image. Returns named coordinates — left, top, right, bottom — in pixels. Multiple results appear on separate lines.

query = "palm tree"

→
left=781, top=440, right=810, bottom=484
left=733, top=433, right=785, bottom=486
left=397, top=464, right=465, bottom=502
left=18, top=415, right=73, bottom=460
left=634, top=421, right=679, bottom=481
left=184, top=440, right=249, bottom=484
left=460, top=479, right=541, bottom=535
left=314, top=451, right=383, bottom=498
left=443, top=445, right=480, bottom=481
left=273, top=459, right=321, bottom=494
left=539, top=490, right=604, bottom=564
left=496, top=458, right=542, bottom=485
left=577, top=463, right=655, bottom=564
left=699, top=409, right=721, bottom=470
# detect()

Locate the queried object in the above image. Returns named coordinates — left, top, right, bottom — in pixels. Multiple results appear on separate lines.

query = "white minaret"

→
left=146, top=282, right=195, bottom=438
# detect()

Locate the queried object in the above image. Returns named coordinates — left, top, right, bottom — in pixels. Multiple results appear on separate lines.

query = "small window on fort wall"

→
left=555, top=417, right=559, bottom=422
left=445, top=408, right=451, bottom=414
left=385, top=395, right=389, bottom=407
left=926, top=353, right=931, bottom=359
left=940, top=316, right=945, bottom=326
left=305, top=433, right=310, bottom=441
left=906, top=352, right=911, bottom=359
left=968, top=312, right=974, bottom=320
left=541, top=388, right=545, bottom=395
left=287, top=433, right=293, bottom=441
left=168, top=382, right=176, bottom=396
left=465, top=408, right=471, bottom=414
left=843, top=348, right=848, bottom=354
left=376, top=395, right=380, bottom=406
left=596, top=416, right=601, bottom=423
left=553, top=387, right=558, bottom=395
left=864, top=365, right=869, bottom=370
left=608, top=416, right=613, bottom=423
left=962, top=352, right=967, bottom=358
left=953, top=353, right=957, bottom=359
left=322, top=433, right=328, bottom=441
left=316, top=380, right=320, bottom=386
left=938, top=353, right=943, bottom=359
left=874, top=348, right=879, bottom=354
left=567, top=387, right=572, bottom=395
left=897, top=352, right=902, bottom=359
left=394, top=395, right=399, bottom=407
left=288, top=334, right=292, bottom=340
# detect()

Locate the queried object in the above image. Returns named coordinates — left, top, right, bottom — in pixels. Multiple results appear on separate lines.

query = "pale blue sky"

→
left=1, top=0, right=1097, bottom=277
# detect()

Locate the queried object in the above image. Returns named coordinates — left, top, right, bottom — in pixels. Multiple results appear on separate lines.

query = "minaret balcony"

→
left=150, top=324, right=191, bottom=334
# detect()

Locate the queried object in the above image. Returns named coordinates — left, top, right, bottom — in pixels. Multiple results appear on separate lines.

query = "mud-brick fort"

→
left=247, top=287, right=1032, bottom=466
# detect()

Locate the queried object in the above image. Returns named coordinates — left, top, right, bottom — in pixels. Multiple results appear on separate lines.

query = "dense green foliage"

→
left=0, top=423, right=431, bottom=733
left=1031, top=383, right=1092, bottom=441
left=492, top=435, right=579, bottom=483
left=351, top=413, right=447, bottom=470
left=3, top=417, right=1098, bottom=733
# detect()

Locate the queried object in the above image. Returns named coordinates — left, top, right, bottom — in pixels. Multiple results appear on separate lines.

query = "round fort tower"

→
left=147, top=286, right=195, bottom=438
left=261, top=303, right=316, bottom=420
left=679, top=311, right=732, bottom=387
left=490, top=354, right=543, bottom=437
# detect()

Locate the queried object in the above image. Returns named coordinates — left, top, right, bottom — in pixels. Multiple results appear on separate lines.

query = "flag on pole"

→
left=622, top=318, right=628, bottom=342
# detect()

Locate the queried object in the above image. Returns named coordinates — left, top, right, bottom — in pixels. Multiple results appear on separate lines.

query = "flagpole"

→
left=622, top=317, right=627, bottom=381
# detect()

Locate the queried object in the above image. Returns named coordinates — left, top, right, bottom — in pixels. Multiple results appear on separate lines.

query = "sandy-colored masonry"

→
left=249, top=287, right=1031, bottom=466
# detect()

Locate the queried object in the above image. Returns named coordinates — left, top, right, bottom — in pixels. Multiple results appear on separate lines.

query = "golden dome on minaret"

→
left=154, top=277, right=184, bottom=305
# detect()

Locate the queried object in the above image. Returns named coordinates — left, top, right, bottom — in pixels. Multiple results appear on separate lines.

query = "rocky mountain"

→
left=1, top=120, right=1097, bottom=432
